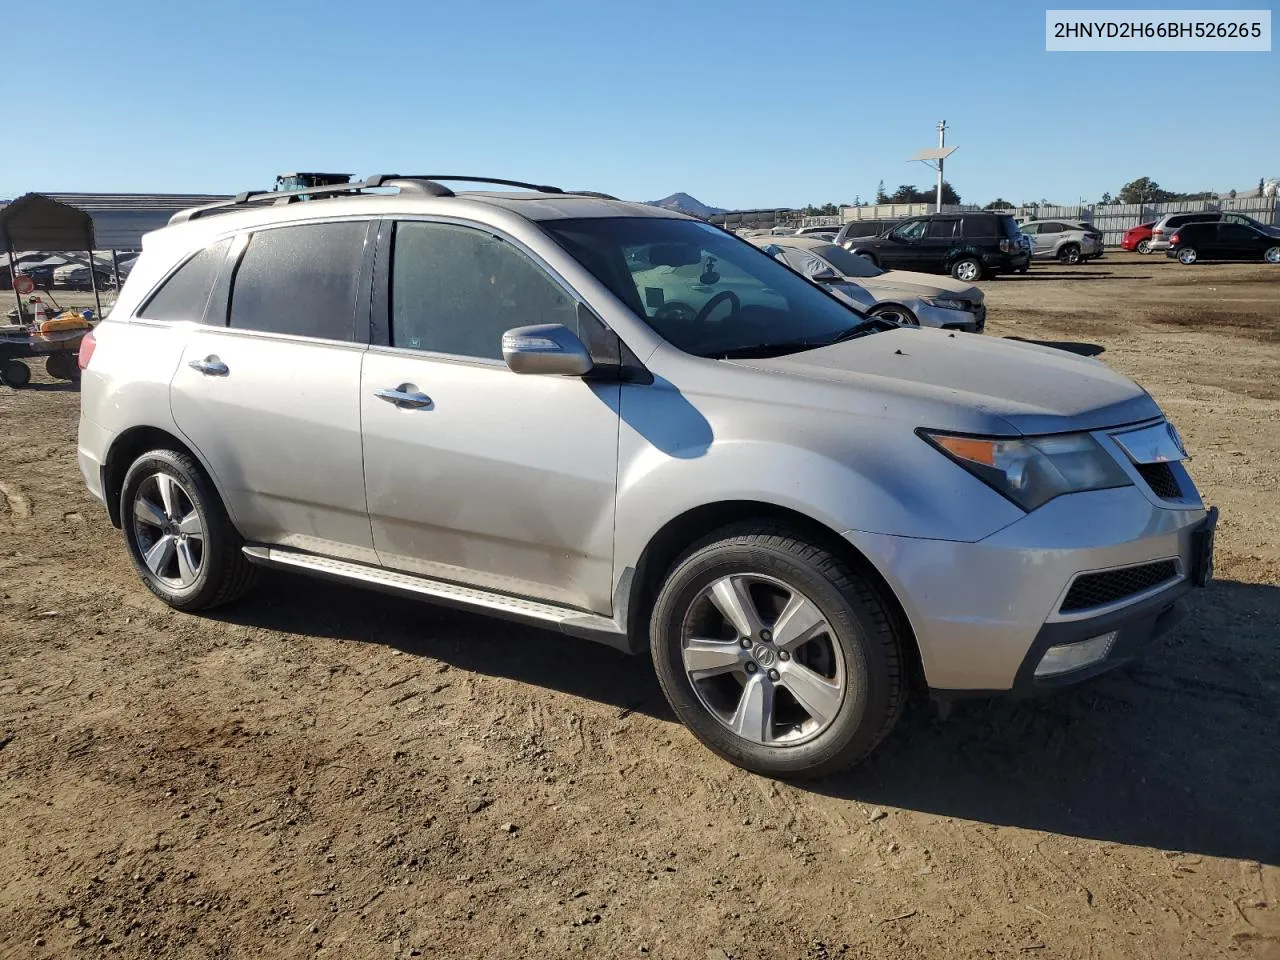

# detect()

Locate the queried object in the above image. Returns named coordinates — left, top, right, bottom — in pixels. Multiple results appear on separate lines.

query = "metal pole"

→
left=87, top=248, right=102, bottom=320
left=936, top=120, right=946, bottom=211
left=111, top=249, right=121, bottom=291
left=5, top=236, right=23, bottom=324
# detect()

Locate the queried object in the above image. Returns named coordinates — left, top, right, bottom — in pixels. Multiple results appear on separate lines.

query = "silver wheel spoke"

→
left=729, top=673, right=774, bottom=743
left=156, top=474, right=180, bottom=519
left=175, top=539, right=199, bottom=585
left=684, top=636, right=748, bottom=679
left=178, top=510, right=204, bottom=539
left=772, top=593, right=826, bottom=651
left=778, top=662, right=843, bottom=727
left=134, top=496, right=167, bottom=529
left=144, top=535, right=176, bottom=576
left=709, top=576, right=764, bottom=639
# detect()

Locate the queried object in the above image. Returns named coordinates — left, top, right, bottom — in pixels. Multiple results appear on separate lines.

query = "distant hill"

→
left=646, top=192, right=725, bottom=218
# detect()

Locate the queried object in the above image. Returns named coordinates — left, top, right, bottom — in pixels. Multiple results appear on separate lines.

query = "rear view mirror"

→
left=502, top=324, right=594, bottom=377
left=648, top=243, right=702, bottom=267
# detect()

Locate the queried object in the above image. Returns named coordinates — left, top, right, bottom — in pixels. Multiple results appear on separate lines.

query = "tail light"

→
left=999, top=239, right=1013, bottom=253
left=1169, top=233, right=1181, bottom=245
left=77, top=329, right=96, bottom=370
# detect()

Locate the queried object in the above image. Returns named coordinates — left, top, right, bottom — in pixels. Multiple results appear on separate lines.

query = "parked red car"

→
left=1121, top=222, right=1157, bottom=254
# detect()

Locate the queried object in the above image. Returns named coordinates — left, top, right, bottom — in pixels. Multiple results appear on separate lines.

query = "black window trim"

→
left=213, top=216, right=377, bottom=345
left=370, top=214, right=592, bottom=366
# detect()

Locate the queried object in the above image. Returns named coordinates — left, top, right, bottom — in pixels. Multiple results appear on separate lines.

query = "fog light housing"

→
left=1034, top=631, right=1118, bottom=678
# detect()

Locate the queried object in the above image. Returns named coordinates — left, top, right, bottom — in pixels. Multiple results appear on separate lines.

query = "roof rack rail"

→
left=169, top=175, right=615, bottom=226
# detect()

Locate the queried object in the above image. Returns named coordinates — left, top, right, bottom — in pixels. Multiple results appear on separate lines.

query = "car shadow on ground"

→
left=1002, top=337, right=1105, bottom=357
left=217, top=574, right=1279, bottom=864
left=997, top=272, right=1154, bottom=282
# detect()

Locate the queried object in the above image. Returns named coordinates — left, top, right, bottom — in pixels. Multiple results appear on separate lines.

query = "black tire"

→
left=853, top=251, right=880, bottom=268
left=2, top=359, right=31, bottom=388
left=46, top=352, right=80, bottom=382
left=120, top=449, right=258, bottom=611
left=1058, top=243, right=1081, bottom=264
left=869, top=304, right=917, bottom=327
left=649, top=522, right=905, bottom=779
left=950, top=256, right=983, bottom=282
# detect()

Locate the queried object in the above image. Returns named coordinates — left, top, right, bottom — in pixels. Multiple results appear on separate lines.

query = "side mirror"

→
left=502, top=323, right=594, bottom=377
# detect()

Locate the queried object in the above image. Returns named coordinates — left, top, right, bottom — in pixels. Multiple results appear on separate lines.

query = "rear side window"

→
left=926, top=219, right=958, bottom=239
left=390, top=221, right=577, bottom=360
left=228, top=221, right=368, bottom=341
left=961, top=216, right=999, bottom=238
left=137, top=239, right=230, bottom=323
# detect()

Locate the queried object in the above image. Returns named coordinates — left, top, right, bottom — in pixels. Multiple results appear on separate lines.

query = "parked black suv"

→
left=833, top=219, right=901, bottom=247
left=1167, top=221, right=1280, bottom=265
left=844, top=212, right=1028, bottom=281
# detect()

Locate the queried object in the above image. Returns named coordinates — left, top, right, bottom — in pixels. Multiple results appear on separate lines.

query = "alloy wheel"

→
left=1178, top=248, right=1197, bottom=265
left=132, top=473, right=205, bottom=588
left=1266, top=246, right=1280, bottom=264
left=1137, top=239, right=1151, bottom=255
left=954, top=260, right=979, bottom=282
left=680, top=574, right=847, bottom=747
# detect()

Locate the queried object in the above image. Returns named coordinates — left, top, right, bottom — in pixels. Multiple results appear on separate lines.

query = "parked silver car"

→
left=751, top=236, right=986, bottom=331
left=77, top=175, right=1216, bottom=779
left=1019, top=220, right=1104, bottom=263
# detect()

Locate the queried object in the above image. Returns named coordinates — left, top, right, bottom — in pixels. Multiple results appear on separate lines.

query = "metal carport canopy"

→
left=0, top=193, right=95, bottom=251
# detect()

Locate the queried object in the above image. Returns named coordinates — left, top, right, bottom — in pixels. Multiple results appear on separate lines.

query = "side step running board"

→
left=242, top=546, right=632, bottom=652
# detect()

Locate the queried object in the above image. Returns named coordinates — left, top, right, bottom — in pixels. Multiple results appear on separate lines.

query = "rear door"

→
left=1217, top=223, right=1258, bottom=260
left=359, top=218, right=620, bottom=613
left=169, top=219, right=378, bottom=563
left=920, top=217, right=960, bottom=271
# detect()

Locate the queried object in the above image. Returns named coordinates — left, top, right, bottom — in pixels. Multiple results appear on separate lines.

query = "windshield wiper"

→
left=821, top=315, right=897, bottom=344
left=708, top=339, right=827, bottom=359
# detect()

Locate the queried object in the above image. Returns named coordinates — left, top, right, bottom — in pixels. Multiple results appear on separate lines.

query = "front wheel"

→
left=1136, top=239, right=1152, bottom=255
left=120, top=449, right=258, bottom=611
left=951, top=257, right=983, bottom=282
left=869, top=304, right=918, bottom=327
left=1265, top=246, right=1280, bottom=264
left=1177, top=247, right=1198, bottom=265
left=649, top=523, right=905, bottom=779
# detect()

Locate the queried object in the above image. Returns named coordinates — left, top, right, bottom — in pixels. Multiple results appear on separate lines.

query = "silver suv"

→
left=1019, top=220, right=1104, bottom=263
left=77, top=175, right=1217, bottom=779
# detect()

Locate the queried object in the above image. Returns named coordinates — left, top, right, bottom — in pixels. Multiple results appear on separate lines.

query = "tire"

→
left=869, top=304, right=918, bottom=327
left=1136, top=239, right=1152, bottom=255
left=1265, top=246, right=1280, bottom=264
left=649, top=522, right=905, bottom=779
left=119, top=449, right=258, bottom=611
left=1058, top=243, right=1081, bottom=264
left=951, top=257, right=983, bottom=282
left=854, top=251, right=879, bottom=268
left=1177, top=247, right=1198, bottom=265
left=2, top=359, right=31, bottom=388
left=46, top=352, right=79, bottom=382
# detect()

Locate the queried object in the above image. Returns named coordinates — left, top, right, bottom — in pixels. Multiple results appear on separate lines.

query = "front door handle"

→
left=189, top=356, right=229, bottom=376
left=374, top=385, right=433, bottom=410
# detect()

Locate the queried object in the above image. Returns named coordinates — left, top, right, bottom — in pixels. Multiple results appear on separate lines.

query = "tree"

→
left=875, top=180, right=888, bottom=203
left=1118, top=177, right=1161, bottom=204
left=984, top=198, right=1014, bottom=210
left=1229, top=189, right=1237, bottom=200
left=883, top=181, right=960, bottom=204
left=1099, top=192, right=1113, bottom=205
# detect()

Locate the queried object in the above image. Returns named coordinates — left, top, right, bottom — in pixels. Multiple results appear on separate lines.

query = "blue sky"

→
left=5, top=0, right=1275, bottom=209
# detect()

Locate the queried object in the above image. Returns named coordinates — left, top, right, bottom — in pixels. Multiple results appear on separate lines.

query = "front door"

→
left=170, top=219, right=377, bottom=563
left=878, top=219, right=928, bottom=269
left=360, top=219, right=620, bottom=613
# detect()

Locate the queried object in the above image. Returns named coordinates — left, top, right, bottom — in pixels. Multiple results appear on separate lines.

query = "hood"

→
left=854, top=270, right=982, bottom=302
left=736, top=328, right=1161, bottom=435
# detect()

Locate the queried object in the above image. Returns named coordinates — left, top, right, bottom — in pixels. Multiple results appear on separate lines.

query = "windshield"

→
left=806, top=243, right=885, bottom=277
left=543, top=217, right=869, bottom=358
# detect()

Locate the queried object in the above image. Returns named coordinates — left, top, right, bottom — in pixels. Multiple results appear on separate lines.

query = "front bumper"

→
left=845, top=484, right=1209, bottom=693
left=916, top=301, right=984, bottom=332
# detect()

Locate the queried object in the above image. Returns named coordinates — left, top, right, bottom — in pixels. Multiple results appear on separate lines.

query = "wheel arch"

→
left=621, top=499, right=925, bottom=691
left=103, top=425, right=227, bottom=529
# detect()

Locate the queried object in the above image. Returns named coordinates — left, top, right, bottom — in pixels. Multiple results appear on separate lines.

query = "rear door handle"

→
left=374, top=386, right=433, bottom=409
left=189, top=356, right=229, bottom=376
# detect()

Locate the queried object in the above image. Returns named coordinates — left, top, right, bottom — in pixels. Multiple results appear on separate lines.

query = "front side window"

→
left=543, top=217, right=869, bottom=359
left=138, top=239, right=230, bottom=323
left=893, top=220, right=928, bottom=241
left=391, top=221, right=577, bottom=360
left=229, top=221, right=368, bottom=340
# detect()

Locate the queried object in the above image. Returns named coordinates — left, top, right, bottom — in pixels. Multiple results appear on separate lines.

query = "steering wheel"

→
left=654, top=300, right=698, bottom=323
left=694, top=290, right=741, bottom=323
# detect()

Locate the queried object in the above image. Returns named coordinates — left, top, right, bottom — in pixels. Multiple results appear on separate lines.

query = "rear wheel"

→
left=650, top=523, right=905, bottom=779
left=1, top=359, right=31, bottom=388
left=1058, top=243, right=1081, bottom=264
left=46, top=352, right=79, bottom=382
left=1136, top=239, right=1152, bottom=255
left=951, top=257, right=983, bottom=282
left=1265, top=246, right=1280, bottom=264
left=120, top=449, right=258, bottom=611
left=1177, top=247, right=1198, bottom=265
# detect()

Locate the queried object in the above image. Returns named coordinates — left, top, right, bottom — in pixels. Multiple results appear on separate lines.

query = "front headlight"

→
left=920, top=430, right=1132, bottom=511
left=920, top=296, right=972, bottom=312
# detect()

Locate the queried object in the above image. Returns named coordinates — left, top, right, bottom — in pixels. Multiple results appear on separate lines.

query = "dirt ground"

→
left=2, top=253, right=1278, bottom=960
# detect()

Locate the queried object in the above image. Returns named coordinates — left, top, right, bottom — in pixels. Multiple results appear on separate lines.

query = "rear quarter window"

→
left=136, top=239, right=231, bottom=324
